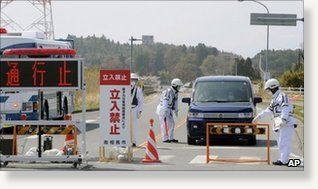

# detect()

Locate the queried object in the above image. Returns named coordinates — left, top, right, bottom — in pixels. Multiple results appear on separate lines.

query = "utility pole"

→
left=236, top=60, right=238, bottom=76
left=129, top=36, right=142, bottom=72
left=130, top=36, right=133, bottom=70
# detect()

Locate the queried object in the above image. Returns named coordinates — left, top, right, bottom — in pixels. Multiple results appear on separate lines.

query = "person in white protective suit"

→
left=130, top=73, right=144, bottom=147
left=253, top=78, right=297, bottom=166
left=156, top=78, right=183, bottom=143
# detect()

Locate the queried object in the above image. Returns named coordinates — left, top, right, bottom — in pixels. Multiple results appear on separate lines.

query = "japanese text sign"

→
left=99, top=70, right=131, bottom=147
left=0, top=58, right=82, bottom=90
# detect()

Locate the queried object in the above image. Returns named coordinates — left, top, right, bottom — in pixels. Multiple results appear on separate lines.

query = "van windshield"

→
left=193, top=81, right=252, bottom=103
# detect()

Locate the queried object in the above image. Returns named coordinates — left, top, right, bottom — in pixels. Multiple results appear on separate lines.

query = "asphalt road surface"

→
left=1, top=90, right=304, bottom=171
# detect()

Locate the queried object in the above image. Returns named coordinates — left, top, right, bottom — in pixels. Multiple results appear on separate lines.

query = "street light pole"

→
left=236, top=60, right=238, bottom=76
left=130, top=36, right=133, bottom=71
left=239, top=0, right=270, bottom=80
left=129, top=36, right=142, bottom=73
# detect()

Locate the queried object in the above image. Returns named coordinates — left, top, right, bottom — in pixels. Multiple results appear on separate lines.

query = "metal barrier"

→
left=10, top=124, right=78, bottom=156
left=206, top=123, right=270, bottom=164
left=0, top=120, right=83, bottom=167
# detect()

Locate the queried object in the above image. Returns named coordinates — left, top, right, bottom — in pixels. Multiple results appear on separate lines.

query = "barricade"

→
left=0, top=120, right=82, bottom=167
left=206, top=122, right=270, bottom=164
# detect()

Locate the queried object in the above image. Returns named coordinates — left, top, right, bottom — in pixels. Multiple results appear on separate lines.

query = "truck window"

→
left=193, top=81, right=252, bottom=103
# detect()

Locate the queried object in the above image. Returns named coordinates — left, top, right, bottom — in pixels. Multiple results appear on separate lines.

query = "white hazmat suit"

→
left=156, top=87, right=179, bottom=142
left=131, top=82, right=143, bottom=145
left=254, top=89, right=296, bottom=164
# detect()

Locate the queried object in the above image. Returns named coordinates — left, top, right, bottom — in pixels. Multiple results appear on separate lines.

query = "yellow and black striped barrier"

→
left=1, top=125, right=74, bottom=135
left=209, top=124, right=266, bottom=135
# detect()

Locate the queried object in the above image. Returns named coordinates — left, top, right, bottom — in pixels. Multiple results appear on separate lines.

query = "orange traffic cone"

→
left=142, top=119, right=161, bottom=163
left=64, top=131, right=75, bottom=145
left=63, top=128, right=76, bottom=155
left=64, top=114, right=74, bottom=146
left=63, top=114, right=76, bottom=155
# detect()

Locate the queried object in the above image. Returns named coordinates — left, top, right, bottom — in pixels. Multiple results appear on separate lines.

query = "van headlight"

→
left=188, top=112, right=204, bottom=118
left=238, top=112, right=253, bottom=118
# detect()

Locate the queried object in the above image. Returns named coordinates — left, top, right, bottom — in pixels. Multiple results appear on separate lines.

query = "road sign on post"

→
left=99, top=70, right=131, bottom=148
left=251, top=13, right=298, bottom=26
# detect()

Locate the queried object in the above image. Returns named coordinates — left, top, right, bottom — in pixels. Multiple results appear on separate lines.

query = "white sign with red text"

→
left=99, top=70, right=131, bottom=147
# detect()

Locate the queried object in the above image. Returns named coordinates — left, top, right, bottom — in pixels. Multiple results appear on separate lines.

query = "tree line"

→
left=67, top=34, right=302, bottom=86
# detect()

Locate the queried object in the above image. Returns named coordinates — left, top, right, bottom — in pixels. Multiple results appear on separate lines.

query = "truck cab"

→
left=182, top=76, right=262, bottom=145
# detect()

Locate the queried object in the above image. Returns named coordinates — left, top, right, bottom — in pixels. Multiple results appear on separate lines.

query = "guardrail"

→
left=206, top=122, right=270, bottom=164
left=280, top=87, right=304, bottom=96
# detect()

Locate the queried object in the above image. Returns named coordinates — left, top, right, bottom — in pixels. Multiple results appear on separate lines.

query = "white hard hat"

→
left=264, top=78, right=280, bottom=90
left=171, top=78, right=183, bottom=87
left=131, top=73, right=139, bottom=80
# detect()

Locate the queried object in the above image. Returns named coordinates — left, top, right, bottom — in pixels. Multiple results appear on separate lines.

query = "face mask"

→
left=172, top=85, right=180, bottom=92
left=131, top=81, right=136, bottom=88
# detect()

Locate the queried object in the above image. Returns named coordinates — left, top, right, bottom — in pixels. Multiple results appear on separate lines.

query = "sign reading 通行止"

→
left=0, top=58, right=82, bottom=90
left=99, top=70, right=131, bottom=147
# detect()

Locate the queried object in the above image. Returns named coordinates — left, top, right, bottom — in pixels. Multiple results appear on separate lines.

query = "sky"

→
left=1, top=0, right=303, bottom=58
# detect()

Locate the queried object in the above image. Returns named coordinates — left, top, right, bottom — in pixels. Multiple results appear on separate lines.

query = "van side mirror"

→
left=182, top=97, right=191, bottom=105
left=253, top=97, right=262, bottom=104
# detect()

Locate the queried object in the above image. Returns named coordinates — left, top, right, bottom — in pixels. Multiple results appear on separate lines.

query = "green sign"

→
left=250, top=13, right=298, bottom=26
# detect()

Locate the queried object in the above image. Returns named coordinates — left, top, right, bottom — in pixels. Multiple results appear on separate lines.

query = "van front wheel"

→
left=187, top=135, right=196, bottom=145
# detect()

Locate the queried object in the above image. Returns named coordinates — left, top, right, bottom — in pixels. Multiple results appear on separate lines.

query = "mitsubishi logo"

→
left=218, top=113, right=224, bottom=118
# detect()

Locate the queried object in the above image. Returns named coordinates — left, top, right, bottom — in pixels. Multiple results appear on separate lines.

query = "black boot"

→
left=272, top=160, right=288, bottom=166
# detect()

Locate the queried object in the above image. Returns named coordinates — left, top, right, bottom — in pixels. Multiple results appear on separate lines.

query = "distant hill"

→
left=67, top=34, right=302, bottom=83
left=251, top=49, right=302, bottom=78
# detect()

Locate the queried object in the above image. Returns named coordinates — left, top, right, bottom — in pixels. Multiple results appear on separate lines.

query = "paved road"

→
left=1, top=90, right=304, bottom=170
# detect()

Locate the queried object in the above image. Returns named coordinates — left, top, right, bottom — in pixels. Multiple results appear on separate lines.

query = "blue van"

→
left=182, top=76, right=262, bottom=145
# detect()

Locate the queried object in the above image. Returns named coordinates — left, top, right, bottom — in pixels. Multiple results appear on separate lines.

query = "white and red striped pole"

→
left=142, top=119, right=161, bottom=163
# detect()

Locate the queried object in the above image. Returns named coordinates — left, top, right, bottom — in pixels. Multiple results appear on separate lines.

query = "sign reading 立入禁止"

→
left=99, top=70, right=131, bottom=147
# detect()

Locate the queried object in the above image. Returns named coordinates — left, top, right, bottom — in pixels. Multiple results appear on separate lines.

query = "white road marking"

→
left=239, top=156, right=262, bottom=164
left=86, top=119, right=98, bottom=123
left=189, top=155, right=218, bottom=164
left=190, top=155, right=265, bottom=164
left=290, top=153, right=303, bottom=159
left=159, top=155, right=175, bottom=161
left=239, top=156, right=260, bottom=159
left=162, top=146, right=278, bottom=150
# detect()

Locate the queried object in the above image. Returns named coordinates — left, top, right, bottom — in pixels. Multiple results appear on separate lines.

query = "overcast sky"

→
left=2, top=0, right=303, bottom=58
